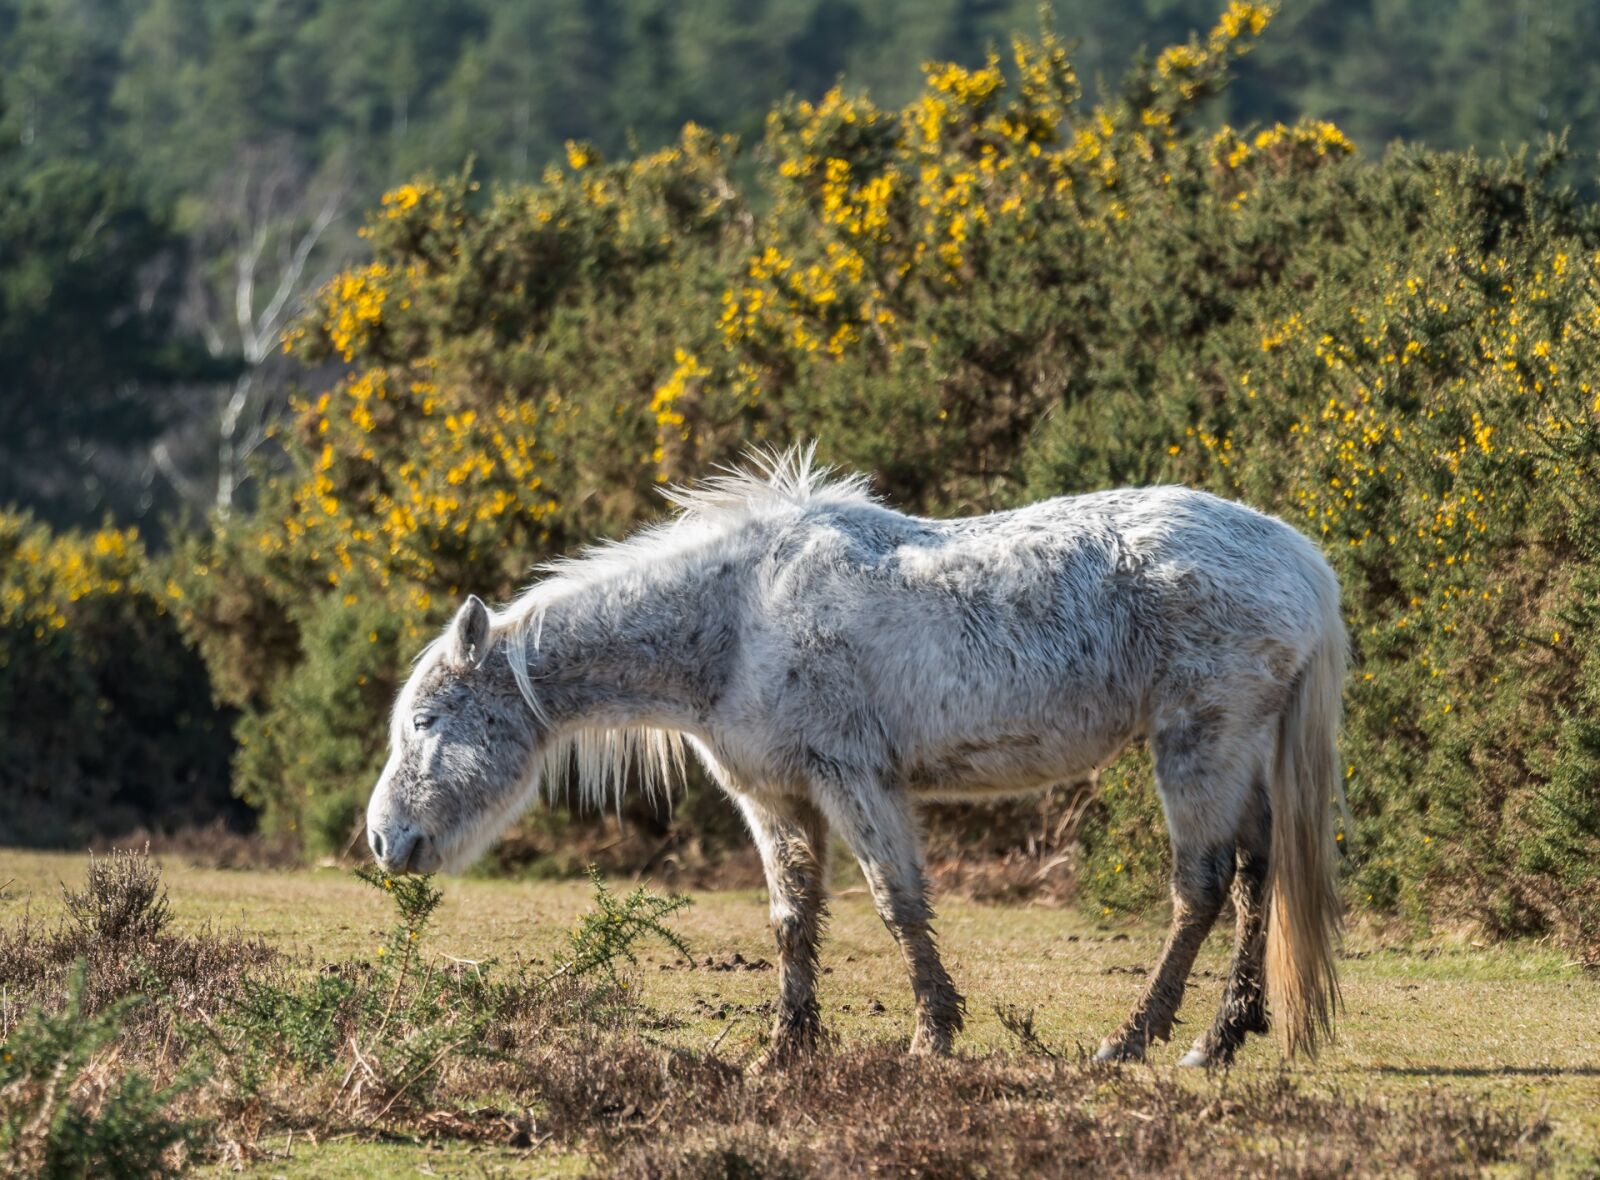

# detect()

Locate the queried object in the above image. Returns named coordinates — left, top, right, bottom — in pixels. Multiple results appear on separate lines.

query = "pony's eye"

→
left=412, top=713, right=436, bottom=733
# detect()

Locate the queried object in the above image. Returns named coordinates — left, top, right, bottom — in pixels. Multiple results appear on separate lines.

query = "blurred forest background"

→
left=3, top=1, right=1600, bottom=953
left=5, top=0, right=1600, bottom=528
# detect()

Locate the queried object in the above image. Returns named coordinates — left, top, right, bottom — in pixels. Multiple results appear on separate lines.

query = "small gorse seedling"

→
left=560, top=866, right=693, bottom=986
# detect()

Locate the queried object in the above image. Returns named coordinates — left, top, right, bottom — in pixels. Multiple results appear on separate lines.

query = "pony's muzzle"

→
left=368, top=826, right=434, bottom=875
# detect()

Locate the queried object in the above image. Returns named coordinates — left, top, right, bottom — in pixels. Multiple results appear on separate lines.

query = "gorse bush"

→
left=564, top=865, right=695, bottom=986
left=158, top=3, right=1600, bottom=946
left=0, top=514, right=235, bottom=846
left=0, top=966, right=195, bottom=1180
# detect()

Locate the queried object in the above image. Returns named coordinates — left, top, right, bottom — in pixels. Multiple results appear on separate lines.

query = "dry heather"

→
left=601, top=1050, right=1550, bottom=1179
left=0, top=850, right=280, bottom=1045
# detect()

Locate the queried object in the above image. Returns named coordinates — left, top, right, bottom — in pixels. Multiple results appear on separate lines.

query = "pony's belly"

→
left=901, top=729, right=1130, bottom=800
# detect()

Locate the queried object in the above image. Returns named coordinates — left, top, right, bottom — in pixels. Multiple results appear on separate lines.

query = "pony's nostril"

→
left=368, top=828, right=386, bottom=860
left=391, top=831, right=420, bottom=874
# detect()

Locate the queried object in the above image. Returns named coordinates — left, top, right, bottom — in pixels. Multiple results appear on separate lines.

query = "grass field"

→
left=2, top=848, right=1597, bottom=1177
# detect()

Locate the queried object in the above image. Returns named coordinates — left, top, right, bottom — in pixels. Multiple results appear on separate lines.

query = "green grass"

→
left=221, top=1138, right=588, bottom=1178
left=3, top=849, right=1596, bottom=1176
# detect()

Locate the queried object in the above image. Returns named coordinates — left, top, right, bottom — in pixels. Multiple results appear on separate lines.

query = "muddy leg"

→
left=1095, top=843, right=1234, bottom=1062
left=738, top=794, right=829, bottom=1066
left=1181, top=804, right=1272, bottom=1067
left=1096, top=708, right=1271, bottom=1064
left=820, top=786, right=964, bottom=1055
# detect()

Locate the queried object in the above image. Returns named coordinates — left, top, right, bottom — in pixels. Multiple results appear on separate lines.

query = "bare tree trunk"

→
left=156, top=144, right=346, bottom=517
left=215, top=372, right=253, bottom=518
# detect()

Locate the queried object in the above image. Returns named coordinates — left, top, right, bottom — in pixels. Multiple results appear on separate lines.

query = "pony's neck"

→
left=505, top=544, right=742, bottom=739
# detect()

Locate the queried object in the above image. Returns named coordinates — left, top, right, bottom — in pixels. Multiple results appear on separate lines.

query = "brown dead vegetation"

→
left=601, top=1049, right=1551, bottom=1179
left=0, top=851, right=279, bottom=1044
left=0, top=850, right=1565, bottom=1178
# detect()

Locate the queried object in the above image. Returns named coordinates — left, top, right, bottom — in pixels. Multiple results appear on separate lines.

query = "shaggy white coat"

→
left=366, top=447, right=1346, bottom=1063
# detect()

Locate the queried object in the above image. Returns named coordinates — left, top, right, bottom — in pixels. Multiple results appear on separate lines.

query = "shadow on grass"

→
left=1371, top=1065, right=1600, bottom=1078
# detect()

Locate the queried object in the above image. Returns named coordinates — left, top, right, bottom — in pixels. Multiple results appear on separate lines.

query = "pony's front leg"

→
left=819, top=782, right=965, bottom=1055
left=737, top=794, right=830, bottom=1067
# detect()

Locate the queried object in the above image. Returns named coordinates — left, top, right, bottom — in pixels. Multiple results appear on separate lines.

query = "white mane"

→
left=660, top=442, right=877, bottom=518
left=498, top=444, right=874, bottom=816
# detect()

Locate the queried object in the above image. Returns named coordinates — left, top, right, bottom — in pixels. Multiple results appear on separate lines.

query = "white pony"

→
left=366, top=447, right=1346, bottom=1067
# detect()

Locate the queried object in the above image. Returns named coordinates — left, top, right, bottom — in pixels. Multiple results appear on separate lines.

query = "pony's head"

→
left=365, top=595, right=540, bottom=875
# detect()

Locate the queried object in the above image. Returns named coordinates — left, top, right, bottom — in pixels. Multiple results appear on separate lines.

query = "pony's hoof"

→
left=752, top=1036, right=818, bottom=1075
left=909, top=1028, right=955, bottom=1057
left=1093, top=1039, right=1144, bottom=1064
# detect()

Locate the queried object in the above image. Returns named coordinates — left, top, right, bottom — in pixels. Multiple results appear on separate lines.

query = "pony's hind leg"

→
left=817, top=783, right=964, bottom=1055
left=738, top=794, right=830, bottom=1066
left=1095, top=714, right=1261, bottom=1063
left=1179, top=795, right=1272, bottom=1067
left=1095, top=842, right=1235, bottom=1062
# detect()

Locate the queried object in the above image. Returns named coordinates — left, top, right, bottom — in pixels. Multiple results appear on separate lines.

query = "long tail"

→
left=1265, top=577, right=1347, bottom=1058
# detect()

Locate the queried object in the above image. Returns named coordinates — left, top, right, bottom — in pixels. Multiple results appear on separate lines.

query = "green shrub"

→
left=1075, top=750, right=1170, bottom=917
left=0, top=965, right=196, bottom=1179
left=227, top=588, right=414, bottom=852
left=211, top=863, right=691, bottom=1122
left=0, top=513, right=234, bottom=846
left=564, top=865, right=694, bottom=985
left=219, top=865, right=470, bottom=1111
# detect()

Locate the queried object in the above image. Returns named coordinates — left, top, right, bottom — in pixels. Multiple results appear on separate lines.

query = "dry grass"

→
left=89, top=821, right=304, bottom=872
left=600, top=1050, right=1552, bottom=1179
left=0, top=848, right=1596, bottom=1178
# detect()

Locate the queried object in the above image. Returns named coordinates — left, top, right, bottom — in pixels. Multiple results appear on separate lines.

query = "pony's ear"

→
left=448, top=594, right=491, bottom=669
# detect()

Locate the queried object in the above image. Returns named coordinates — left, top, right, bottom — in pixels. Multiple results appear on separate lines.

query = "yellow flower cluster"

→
left=925, top=55, right=1005, bottom=107
left=1254, top=120, right=1353, bottom=157
left=650, top=348, right=707, bottom=473
left=1218, top=1, right=1272, bottom=38
left=265, top=362, right=560, bottom=598
left=381, top=183, right=426, bottom=219
left=1210, top=120, right=1354, bottom=209
left=1156, top=44, right=1206, bottom=82
left=324, top=262, right=390, bottom=362
left=713, top=9, right=1278, bottom=407
left=1158, top=2, right=1271, bottom=98
left=565, top=141, right=595, bottom=170
left=0, top=514, right=152, bottom=643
